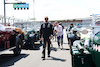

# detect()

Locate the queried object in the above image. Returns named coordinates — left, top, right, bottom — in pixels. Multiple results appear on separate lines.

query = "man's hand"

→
left=50, top=36, right=53, bottom=39
left=39, top=38, right=42, bottom=41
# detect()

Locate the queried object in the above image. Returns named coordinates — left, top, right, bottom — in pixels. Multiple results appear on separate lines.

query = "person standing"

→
left=39, top=17, right=53, bottom=60
left=69, top=23, right=73, bottom=31
left=54, top=21, right=63, bottom=49
left=21, top=24, right=24, bottom=29
left=8, top=23, right=10, bottom=26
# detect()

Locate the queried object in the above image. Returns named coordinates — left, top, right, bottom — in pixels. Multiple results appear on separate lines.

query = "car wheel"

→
left=69, top=39, right=73, bottom=46
left=13, top=36, right=22, bottom=56
left=69, top=39, right=73, bottom=54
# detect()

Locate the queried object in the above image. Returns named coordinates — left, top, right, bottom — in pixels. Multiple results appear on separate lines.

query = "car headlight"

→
left=81, top=29, right=88, bottom=34
left=29, top=34, right=35, bottom=37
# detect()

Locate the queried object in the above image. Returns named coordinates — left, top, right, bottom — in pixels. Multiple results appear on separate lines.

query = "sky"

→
left=0, top=0, right=100, bottom=21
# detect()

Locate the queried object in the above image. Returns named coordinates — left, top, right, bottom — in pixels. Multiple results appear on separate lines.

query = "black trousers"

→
left=42, top=38, right=51, bottom=58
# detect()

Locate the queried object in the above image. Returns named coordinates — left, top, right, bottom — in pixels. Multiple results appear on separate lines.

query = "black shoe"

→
left=48, top=55, right=50, bottom=57
left=43, top=58, right=45, bottom=60
left=41, top=56, right=45, bottom=58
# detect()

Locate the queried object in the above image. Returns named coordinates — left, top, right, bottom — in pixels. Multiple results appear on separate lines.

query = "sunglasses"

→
left=45, top=18, right=48, bottom=20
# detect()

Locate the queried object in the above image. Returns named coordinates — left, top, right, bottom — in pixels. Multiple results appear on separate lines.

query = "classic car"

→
left=67, top=25, right=92, bottom=46
left=0, top=25, right=24, bottom=56
left=23, top=27, right=42, bottom=49
left=72, top=31, right=100, bottom=67
left=70, top=14, right=100, bottom=67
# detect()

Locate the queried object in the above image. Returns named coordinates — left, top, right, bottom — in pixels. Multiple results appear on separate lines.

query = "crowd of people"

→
left=1, top=16, right=65, bottom=60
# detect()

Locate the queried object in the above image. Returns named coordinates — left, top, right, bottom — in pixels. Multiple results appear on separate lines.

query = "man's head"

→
left=59, top=22, right=62, bottom=25
left=70, top=23, right=73, bottom=27
left=54, top=21, right=58, bottom=27
left=21, top=24, right=23, bottom=26
left=44, top=16, right=49, bottom=22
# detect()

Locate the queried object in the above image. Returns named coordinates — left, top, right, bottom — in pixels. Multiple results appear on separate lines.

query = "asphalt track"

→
left=0, top=29, right=72, bottom=67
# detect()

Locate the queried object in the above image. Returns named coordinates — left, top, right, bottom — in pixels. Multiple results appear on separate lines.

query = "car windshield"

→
left=26, top=28, right=34, bottom=32
left=94, top=32, right=100, bottom=44
left=74, top=25, right=91, bottom=30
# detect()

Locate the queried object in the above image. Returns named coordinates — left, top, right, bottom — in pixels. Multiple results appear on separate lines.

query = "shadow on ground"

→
left=0, top=54, right=29, bottom=67
left=61, top=48, right=70, bottom=50
left=51, top=47, right=58, bottom=51
left=45, top=56, right=66, bottom=62
left=51, top=47, right=69, bottom=51
left=63, top=42, right=69, bottom=44
left=23, top=44, right=43, bottom=50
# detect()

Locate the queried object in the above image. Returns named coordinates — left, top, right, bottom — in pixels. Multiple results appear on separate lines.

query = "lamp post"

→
left=12, top=16, right=15, bottom=26
left=8, top=17, right=10, bottom=24
left=33, top=0, right=35, bottom=21
left=0, top=16, right=4, bottom=25
left=4, top=0, right=6, bottom=26
left=2, top=17, right=3, bottom=25
left=4, top=0, right=27, bottom=26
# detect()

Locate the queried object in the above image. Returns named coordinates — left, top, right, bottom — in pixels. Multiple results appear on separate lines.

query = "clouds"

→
left=34, top=0, right=100, bottom=20
left=0, top=0, right=100, bottom=21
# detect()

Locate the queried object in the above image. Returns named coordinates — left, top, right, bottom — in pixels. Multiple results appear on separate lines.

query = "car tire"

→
left=69, top=39, right=73, bottom=46
left=69, top=39, right=73, bottom=54
left=13, top=36, right=22, bottom=56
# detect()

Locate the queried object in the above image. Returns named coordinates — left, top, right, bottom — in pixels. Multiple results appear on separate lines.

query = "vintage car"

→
left=71, top=31, right=100, bottom=67
left=67, top=25, right=92, bottom=46
left=0, top=25, right=24, bottom=56
left=68, top=14, right=100, bottom=67
left=23, top=27, right=42, bottom=49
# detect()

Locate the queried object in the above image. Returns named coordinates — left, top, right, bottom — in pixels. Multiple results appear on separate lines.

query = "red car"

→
left=0, top=25, right=24, bottom=55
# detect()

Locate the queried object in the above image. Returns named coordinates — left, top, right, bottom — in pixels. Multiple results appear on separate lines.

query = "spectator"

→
left=8, top=23, right=10, bottom=26
left=69, top=23, right=73, bottom=31
left=59, top=22, right=64, bottom=49
left=54, top=21, right=63, bottom=49
left=21, top=24, right=24, bottom=29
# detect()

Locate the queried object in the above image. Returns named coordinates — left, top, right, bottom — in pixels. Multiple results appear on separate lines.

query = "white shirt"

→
left=54, top=25, right=63, bottom=36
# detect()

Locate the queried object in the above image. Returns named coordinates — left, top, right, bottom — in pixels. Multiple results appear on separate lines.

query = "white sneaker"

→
left=62, top=45, right=63, bottom=49
left=58, top=46, right=60, bottom=49
left=51, top=44, right=53, bottom=47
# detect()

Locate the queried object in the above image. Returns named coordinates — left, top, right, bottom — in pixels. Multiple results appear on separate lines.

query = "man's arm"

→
left=49, top=24, right=54, bottom=39
left=39, top=24, right=43, bottom=39
left=50, top=24, right=54, bottom=35
left=62, top=26, right=64, bottom=29
left=58, top=26, right=63, bottom=33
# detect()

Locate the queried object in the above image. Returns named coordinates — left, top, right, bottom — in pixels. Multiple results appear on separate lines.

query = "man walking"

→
left=59, top=22, right=64, bottom=49
left=54, top=21, right=63, bottom=49
left=39, top=17, right=53, bottom=60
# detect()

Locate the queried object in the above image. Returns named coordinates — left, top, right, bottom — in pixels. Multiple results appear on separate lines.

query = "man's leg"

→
left=55, top=35, right=56, bottom=41
left=57, top=36, right=60, bottom=48
left=42, top=38, right=46, bottom=58
left=47, top=39, right=51, bottom=57
left=61, top=35, right=63, bottom=49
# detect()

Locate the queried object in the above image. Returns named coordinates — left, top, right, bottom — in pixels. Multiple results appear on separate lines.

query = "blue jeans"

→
left=57, top=35, right=63, bottom=47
